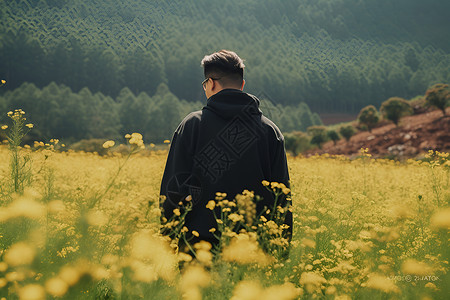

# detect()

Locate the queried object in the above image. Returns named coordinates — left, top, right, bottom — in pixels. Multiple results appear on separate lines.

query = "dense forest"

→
left=0, top=0, right=449, bottom=140
left=0, top=82, right=321, bottom=143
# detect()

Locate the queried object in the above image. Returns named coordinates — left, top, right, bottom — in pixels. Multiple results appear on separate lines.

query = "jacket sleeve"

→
left=159, top=120, right=195, bottom=229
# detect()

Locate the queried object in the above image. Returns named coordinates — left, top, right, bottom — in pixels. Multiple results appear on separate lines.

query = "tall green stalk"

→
left=6, top=109, right=33, bottom=194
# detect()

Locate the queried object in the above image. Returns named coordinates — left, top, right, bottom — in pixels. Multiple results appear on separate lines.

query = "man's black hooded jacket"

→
left=159, top=89, right=292, bottom=244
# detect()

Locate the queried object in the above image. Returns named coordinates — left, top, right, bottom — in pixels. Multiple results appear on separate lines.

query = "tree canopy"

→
left=0, top=82, right=321, bottom=143
left=0, top=0, right=449, bottom=114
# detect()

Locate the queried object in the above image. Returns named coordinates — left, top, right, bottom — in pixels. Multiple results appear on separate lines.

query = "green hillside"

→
left=1, top=0, right=449, bottom=114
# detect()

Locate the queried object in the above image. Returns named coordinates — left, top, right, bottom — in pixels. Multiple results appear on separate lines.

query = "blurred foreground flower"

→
left=4, top=242, right=36, bottom=267
left=401, top=259, right=434, bottom=276
left=231, top=280, right=300, bottom=300
left=222, top=233, right=273, bottom=266
left=0, top=189, right=45, bottom=221
left=180, top=265, right=210, bottom=300
left=362, top=273, right=400, bottom=294
left=430, top=208, right=450, bottom=230
left=45, top=277, right=69, bottom=297
left=18, top=284, right=45, bottom=300
left=299, top=272, right=327, bottom=294
left=129, top=231, right=177, bottom=282
left=194, top=241, right=213, bottom=266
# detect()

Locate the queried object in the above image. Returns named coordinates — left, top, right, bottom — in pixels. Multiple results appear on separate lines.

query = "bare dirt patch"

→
left=306, top=108, right=450, bottom=158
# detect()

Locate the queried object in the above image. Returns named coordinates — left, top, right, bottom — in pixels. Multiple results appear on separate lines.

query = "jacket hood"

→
left=203, top=89, right=263, bottom=120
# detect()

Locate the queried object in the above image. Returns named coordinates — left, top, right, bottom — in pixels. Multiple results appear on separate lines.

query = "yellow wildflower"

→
left=271, top=182, right=279, bottom=189
left=178, top=252, right=193, bottom=263
left=163, top=139, right=171, bottom=144
left=206, top=200, right=215, bottom=210
left=102, top=140, right=115, bottom=149
left=131, top=132, right=142, bottom=140
left=228, top=213, right=244, bottom=223
left=192, top=230, right=200, bottom=237
left=129, top=133, right=144, bottom=147
left=1, top=125, right=7, bottom=130
left=25, top=123, right=34, bottom=129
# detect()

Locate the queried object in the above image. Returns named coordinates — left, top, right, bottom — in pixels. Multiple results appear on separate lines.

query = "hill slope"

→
left=307, top=108, right=450, bottom=158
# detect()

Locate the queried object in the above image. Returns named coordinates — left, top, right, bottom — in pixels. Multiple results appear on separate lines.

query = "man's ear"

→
left=240, top=79, right=245, bottom=91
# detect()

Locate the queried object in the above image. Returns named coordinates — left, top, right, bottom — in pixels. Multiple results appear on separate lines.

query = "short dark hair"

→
left=201, top=50, right=245, bottom=87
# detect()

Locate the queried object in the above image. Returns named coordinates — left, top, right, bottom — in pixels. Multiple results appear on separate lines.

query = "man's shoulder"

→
left=181, top=110, right=203, bottom=126
left=175, top=110, right=203, bottom=134
left=261, top=115, right=284, bottom=142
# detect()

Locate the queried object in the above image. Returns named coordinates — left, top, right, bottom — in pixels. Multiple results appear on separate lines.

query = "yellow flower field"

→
left=0, top=112, right=449, bottom=299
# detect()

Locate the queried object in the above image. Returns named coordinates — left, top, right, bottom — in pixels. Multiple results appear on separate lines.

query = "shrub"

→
left=327, top=130, right=340, bottom=145
left=408, top=95, right=427, bottom=114
left=339, top=125, right=356, bottom=141
left=380, top=97, right=413, bottom=126
left=425, top=83, right=450, bottom=116
left=284, top=131, right=310, bottom=156
left=357, top=105, right=379, bottom=132
left=307, top=126, right=328, bottom=149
